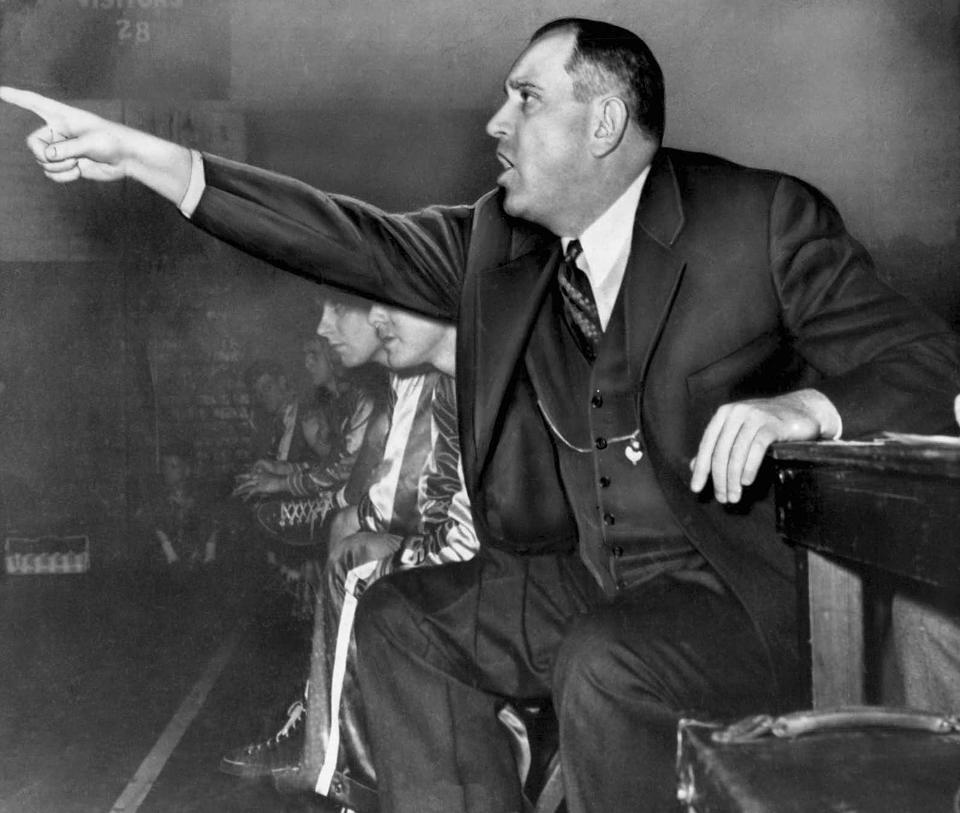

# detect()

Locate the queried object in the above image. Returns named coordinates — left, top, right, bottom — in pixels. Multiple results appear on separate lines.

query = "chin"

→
left=501, top=192, right=526, bottom=219
left=501, top=190, right=552, bottom=230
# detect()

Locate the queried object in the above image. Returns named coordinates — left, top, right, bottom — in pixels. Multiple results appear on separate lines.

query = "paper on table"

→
left=881, top=431, right=960, bottom=447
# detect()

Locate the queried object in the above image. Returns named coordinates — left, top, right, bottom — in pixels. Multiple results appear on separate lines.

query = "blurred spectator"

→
left=139, top=439, right=219, bottom=584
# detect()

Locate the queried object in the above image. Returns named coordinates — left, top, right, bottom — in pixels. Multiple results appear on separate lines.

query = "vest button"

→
left=591, top=391, right=603, bottom=408
left=612, top=545, right=624, bottom=557
left=595, top=437, right=607, bottom=450
left=603, top=512, right=616, bottom=525
left=599, top=476, right=611, bottom=488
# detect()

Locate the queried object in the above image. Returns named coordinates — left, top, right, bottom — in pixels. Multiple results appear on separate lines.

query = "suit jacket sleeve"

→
left=190, top=154, right=475, bottom=321
left=768, top=175, right=960, bottom=436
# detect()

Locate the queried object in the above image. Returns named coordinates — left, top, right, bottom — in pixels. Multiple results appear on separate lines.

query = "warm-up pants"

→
left=301, top=537, right=402, bottom=802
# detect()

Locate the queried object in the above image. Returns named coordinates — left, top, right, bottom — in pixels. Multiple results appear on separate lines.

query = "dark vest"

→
left=526, top=280, right=701, bottom=595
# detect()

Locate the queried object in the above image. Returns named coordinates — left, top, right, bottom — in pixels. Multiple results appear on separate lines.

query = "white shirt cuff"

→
left=178, top=149, right=205, bottom=218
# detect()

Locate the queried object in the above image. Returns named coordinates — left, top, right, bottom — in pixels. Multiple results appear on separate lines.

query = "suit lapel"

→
left=466, top=243, right=561, bottom=482
left=622, top=150, right=687, bottom=386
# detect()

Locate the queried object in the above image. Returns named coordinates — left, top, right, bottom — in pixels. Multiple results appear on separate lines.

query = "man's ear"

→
left=591, top=96, right=629, bottom=157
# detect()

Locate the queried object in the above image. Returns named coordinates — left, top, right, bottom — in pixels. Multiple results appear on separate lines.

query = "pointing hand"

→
left=1, top=86, right=131, bottom=183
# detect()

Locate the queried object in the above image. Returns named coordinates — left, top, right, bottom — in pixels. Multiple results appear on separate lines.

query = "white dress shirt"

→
left=560, top=166, right=650, bottom=330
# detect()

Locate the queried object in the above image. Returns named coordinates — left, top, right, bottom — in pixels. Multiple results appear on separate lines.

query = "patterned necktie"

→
left=557, top=239, right=602, bottom=361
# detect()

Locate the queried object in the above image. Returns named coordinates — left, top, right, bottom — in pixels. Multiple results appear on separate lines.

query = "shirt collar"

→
left=561, top=164, right=650, bottom=279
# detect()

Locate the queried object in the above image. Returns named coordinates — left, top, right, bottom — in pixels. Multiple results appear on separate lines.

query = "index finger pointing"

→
left=0, top=87, right=69, bottom=125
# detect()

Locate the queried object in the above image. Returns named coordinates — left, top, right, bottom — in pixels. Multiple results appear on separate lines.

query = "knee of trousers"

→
left=325, top=549, right=348, bottom=597
left=552, top=613, right=662, bottom=712
left=325, top=537, right=370, bottom=598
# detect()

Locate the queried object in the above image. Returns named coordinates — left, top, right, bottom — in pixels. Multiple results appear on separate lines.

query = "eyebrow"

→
left=505, top=78, right=542, bottom=95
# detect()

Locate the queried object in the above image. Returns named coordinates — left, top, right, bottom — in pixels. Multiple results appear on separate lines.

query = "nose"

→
left=367, top=303, right=389, bottom=327
left=316, top=306, right=334, bottom=337
left=485, top=99, right=511, bottom=139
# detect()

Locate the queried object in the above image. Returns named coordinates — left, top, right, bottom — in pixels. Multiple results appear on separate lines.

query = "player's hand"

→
left=251, top=458, right=292, bottom=476
left=232, top=471, right=285, bottom=499
left=690, top=389, right=839, bottom=503
left=327, top=531, right=402, bottom=570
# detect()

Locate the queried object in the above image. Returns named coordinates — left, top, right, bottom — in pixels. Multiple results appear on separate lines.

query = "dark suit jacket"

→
left=191, top=146, right=960, bottom=694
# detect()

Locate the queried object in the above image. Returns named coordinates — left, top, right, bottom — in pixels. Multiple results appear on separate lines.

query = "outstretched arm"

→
left=0, top=87, right=193, bottom=205
left=3, top=86, right=472, bottom=321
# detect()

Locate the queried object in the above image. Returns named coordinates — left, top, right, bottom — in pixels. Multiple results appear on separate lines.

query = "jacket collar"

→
left=635, top=148, right=685, bottom=248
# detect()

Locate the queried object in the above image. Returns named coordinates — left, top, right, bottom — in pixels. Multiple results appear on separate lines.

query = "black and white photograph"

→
left=1, top=2, right=959, bottom=811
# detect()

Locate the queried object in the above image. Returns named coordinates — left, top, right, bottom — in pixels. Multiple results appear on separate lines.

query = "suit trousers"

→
left=355, top=545, right=780, bottom=813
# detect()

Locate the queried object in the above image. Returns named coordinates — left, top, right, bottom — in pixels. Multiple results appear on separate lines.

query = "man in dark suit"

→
left=4, top=17, right=960, bottom=812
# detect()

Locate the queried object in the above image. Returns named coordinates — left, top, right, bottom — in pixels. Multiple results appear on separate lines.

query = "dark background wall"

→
left=0, top=0, right=958, bottom=561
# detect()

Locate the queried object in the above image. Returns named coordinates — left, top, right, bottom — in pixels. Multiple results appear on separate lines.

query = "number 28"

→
left=117, top=19, right=151, bottom=44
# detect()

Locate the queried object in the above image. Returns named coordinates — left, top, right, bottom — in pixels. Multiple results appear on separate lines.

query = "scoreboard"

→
left=0, top=0, right=230, bottom=99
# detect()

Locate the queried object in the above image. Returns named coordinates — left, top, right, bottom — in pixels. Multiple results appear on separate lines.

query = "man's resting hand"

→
left=690, top=389, right=840, bottom=504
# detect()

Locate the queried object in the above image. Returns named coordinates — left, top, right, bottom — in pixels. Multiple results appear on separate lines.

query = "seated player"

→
left=219, top=290, right=437, bottom=777
left=221, top=306, right=476, bottom=813
left=299, top=305, right=474, bottom=811
left=235, top=329, right=388, bottom=546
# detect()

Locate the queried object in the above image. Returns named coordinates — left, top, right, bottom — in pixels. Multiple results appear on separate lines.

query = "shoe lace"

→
left=273, top=699, right=305, bottom=743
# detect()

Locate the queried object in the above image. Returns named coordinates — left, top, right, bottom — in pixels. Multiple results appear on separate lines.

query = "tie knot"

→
left=564, top=239, right=583, bottom=267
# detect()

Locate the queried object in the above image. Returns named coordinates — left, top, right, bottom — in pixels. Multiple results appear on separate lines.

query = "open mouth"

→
left=496, top=153, right=516, bottom=186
